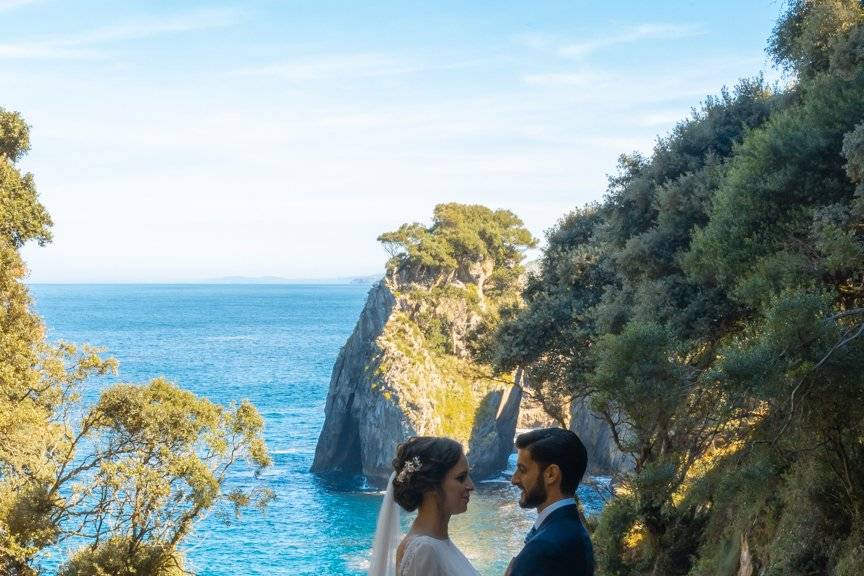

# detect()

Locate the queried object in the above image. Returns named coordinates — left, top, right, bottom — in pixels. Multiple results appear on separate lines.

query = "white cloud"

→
left=5, top=8, right=775, bottom=281
left=235, top=54, right=489, bottom=83
left=559, top=23, right=705, bottom=58
left=77, top=8, right=240, bottom=43
left=639, top=111, right=688, bottom=127
left=236, top=53, right=416, bottom=81
left=0, top=43, right=96, bottom=59
left=512, top=31, right=559, bottom=50
left=0, top=7, right=241, bottom=60
left=521, top=71, right=598, bottom=87
left=0, top=0, right=39, bottom=12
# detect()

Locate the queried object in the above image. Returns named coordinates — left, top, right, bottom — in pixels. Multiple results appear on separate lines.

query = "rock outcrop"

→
left=466, top=374, right=522, bottom=479
left=569, top=398, right=634, bottom=474
left=311, top=279, right=521, bottom=488
left=310, top=281, right=399, bottom=481
left=515, top=378, right=633, bottom=475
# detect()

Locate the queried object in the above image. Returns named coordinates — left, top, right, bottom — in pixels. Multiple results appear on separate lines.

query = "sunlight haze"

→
left=2, top=0, right=784, bottom=282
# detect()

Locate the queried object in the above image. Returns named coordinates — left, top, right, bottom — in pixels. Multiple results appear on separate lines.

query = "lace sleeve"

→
left=399, top=537, right=442, bottom=576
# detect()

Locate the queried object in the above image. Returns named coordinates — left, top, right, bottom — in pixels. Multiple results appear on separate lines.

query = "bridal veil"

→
left=368, top=472, right=399, bottom=576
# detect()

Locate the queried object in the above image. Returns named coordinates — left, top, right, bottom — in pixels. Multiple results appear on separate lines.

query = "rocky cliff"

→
left=568, top=399, right=634, bottom=474
left=516, top=394, right=633, bottom=475
left=311, top=278, right=521, bottom=488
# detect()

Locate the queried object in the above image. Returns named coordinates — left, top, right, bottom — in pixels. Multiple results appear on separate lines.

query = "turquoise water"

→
left=28, top=284, right=607, bottom=576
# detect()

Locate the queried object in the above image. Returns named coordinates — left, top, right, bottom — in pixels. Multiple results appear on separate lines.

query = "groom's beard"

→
left=519, top=478, right=547, bottom=509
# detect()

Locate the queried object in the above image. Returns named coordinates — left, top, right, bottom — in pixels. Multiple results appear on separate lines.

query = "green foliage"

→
left=54, top=379, right=272, bottom=574
left=769, top=0, right=864, bottom=78
left=376, top=306, right=506, bottom=446
left=0, top=108, right=31, bottom=163
left=59, top=537, right=185, bottom=576
left=0, top=109, right=271, bottom=575
left=684, top=62, right=864, bottom=298
left=492, top=207, right=610, bottom=425
left=843, top=122, right=864, bottom=187
left=688, top=448, right=783, bottom=576
left=492, top=2, right=864, bottom=573
left=0, top=109, right=65, bottom=575
left=591, top=323, right=686, bottom=434
left=0, top=109, right=51, bottom=248
left=592, top=494, right=643, bottom=576
left=378, top=203, right=536, bottom=297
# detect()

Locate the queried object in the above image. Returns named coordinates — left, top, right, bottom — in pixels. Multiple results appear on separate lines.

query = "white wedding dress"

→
left=398, top=535, right=479, bottom=576
left=368, top=473, right=479, bottom=576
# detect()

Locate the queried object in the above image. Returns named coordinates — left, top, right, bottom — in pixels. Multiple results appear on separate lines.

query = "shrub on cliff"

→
left=378, top=203, right=536, bottom=299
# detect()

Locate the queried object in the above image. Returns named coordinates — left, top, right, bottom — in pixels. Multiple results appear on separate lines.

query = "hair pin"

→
left=397, top=456, right=422, bottom=483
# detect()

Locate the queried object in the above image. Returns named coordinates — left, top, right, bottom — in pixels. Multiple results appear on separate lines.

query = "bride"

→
left=368, top=436, right=480, bottom=576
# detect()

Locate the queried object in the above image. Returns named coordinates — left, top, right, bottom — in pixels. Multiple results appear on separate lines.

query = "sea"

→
left=28, top=284, right=608, bottom=576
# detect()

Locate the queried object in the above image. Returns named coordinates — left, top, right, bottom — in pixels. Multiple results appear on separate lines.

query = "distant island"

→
left=207, top=274, right=382, bottom=285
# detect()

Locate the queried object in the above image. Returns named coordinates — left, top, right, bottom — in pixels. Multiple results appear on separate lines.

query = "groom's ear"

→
left=543, top=463, right=562, bottom=487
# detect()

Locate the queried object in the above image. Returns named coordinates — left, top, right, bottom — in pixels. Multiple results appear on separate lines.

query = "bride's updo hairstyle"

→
left=391, top=436, right=462, bottom=512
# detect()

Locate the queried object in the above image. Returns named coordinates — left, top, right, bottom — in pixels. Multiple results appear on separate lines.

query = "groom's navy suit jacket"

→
left=510, top=504, right=594, bottom=576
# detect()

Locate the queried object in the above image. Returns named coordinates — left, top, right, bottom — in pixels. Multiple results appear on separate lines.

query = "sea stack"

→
left=311, top=204, right=534, bottom=487
left=310, top=277, right=521, bottom=487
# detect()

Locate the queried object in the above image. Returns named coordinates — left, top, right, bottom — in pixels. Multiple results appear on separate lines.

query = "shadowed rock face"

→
left=311, top=280, right=521, bottom=488
left=468, top=378, right=522, bottom=479
left=569, top=398, right=634, bottom=474
left=311, top=281, right=397, bottom=482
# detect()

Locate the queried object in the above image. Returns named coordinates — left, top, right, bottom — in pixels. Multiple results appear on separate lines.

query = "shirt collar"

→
left=533, top=498, right=576, bottom=529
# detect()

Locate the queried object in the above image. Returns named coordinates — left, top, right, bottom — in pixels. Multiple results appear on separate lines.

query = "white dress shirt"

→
left=533, top=498, right=577, bottom=529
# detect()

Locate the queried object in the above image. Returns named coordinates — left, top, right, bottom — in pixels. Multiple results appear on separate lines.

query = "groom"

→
left=506, top=428, right=595, bottom=576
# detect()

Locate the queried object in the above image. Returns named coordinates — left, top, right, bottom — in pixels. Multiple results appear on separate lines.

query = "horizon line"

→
left=26, top=274, right=383, bottom=285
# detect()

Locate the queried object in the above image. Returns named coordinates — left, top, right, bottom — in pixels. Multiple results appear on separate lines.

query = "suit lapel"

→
left=532, top=504, right=579, bottom=539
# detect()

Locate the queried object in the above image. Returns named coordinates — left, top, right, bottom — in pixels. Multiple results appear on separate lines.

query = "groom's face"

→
left=511, top=448, right=547, bottom=509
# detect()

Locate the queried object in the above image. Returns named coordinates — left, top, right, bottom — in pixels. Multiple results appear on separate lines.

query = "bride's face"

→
left=438, top=453, right=475, bottom=515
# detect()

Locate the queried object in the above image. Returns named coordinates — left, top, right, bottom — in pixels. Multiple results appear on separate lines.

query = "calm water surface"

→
left=29, top=284, right=607, bottom=576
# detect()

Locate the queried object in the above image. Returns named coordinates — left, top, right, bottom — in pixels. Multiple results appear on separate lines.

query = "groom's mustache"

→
left=515, top=481, right=546, bottom=509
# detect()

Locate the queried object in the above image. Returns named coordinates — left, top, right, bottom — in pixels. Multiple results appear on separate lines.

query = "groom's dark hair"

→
left=515, top=428, right=588, bottom=495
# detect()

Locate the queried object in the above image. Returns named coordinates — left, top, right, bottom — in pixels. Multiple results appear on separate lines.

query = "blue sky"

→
left=3, top=0, right=786, bottom=282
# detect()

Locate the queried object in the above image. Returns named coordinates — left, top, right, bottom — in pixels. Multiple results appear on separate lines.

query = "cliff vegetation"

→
left=376, top=204, right=537, bottom=445
left=311, top=204, right=536, bottom=486
left=492, top=1, right=864, bottom=574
